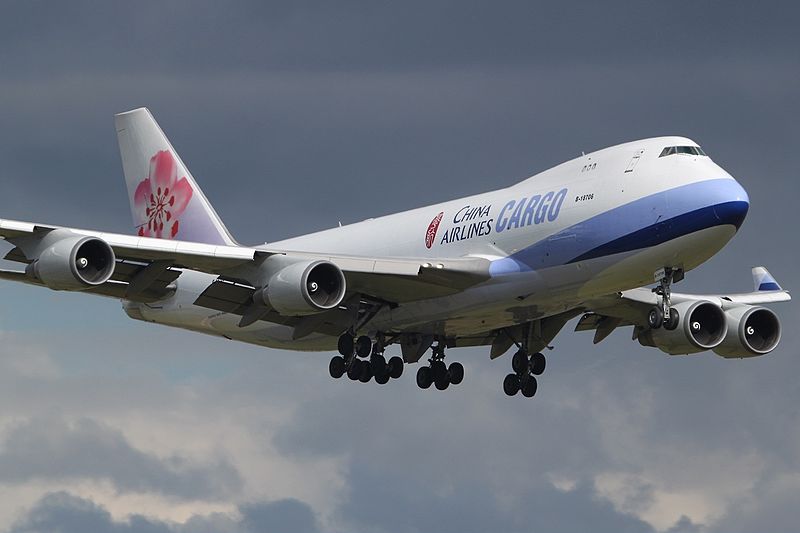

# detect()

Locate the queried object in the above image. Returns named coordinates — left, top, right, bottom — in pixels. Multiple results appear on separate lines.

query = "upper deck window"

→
left=659, top=145, right=707, bottom=157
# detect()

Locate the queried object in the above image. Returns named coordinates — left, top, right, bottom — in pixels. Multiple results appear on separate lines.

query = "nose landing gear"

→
left=648, top=267, right=684, bottom=331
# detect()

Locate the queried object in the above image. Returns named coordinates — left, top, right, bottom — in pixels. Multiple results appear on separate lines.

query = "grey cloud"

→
left=339, top=463, right=653, bottom=533
left=0, top=418, right=241, bottom=500
left=6, top=492, right=174, bottom=533
left=6, top=492, right=320, bottom=533
left=666, top=516, right=706, bottom=533
left=239, top=501, right=321, bottom=533
left=0, top=2, right=797, bottom=79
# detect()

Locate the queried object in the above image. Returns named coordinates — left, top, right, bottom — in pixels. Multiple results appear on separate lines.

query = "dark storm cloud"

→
left=0, top=418, right=241, bottom=500
left=6, top=492, right=320, bottom=533
left=0, top=1, right=797, bottom=77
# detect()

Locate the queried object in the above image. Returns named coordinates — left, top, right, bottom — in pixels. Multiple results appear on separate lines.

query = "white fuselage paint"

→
left=126, top=137, right=749, bottom=352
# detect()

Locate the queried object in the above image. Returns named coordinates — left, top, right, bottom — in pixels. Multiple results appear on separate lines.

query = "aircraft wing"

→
left=0, top=218, right=490, bottom=306
left=576, top=267, right=790, bottom=343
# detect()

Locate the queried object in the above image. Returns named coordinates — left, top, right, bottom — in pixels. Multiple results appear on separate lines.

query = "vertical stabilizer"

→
left=114, top=108, right=237, bottom=246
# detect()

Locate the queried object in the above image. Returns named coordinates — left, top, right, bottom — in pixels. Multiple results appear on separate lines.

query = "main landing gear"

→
left=647, top=267, right=684, bottom=331
left=503, top=348, right=546, bottom=398
left=329, top=333, right=404, bottom=385
left=415, top=340, right=464, bottom=391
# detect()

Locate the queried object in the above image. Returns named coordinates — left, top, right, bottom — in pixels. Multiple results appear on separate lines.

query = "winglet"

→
left=752, top=266, right=782, bottom=291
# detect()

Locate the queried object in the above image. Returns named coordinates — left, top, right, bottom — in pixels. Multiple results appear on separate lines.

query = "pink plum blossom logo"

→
left=133, top=150, right=193, bottom=239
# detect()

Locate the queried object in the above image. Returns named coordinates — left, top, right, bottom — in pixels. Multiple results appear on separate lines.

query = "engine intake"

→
left=714, top=306, right=781, bottom=358
left=27, top=236, right=116, bottom=291
left=639, top=300, right=728, bottom=355
left=258, top=260, right=346, bottom=316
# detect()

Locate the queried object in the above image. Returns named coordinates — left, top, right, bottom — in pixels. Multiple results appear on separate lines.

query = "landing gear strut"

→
left=416, top=340, right=464, bottom=391
left=330, top=332, right=404, bottom=385
left=648, top=267, right=683, bottom=330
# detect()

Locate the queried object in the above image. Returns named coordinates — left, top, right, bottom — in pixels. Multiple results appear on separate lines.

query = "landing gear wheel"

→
left=431, top=360, right=448, bottom=382
left=375, top=372, right=390, bottom=385
left=337, top=334, right=354, bottom=356
left=648, top=306, right=664, bottom=329
left=388, top=356, right=404, bottom=379
left=355, top=336, right=372, bottom=358
left=416, top=366, right=433, bottom=389
left=512, top=349, right=529, bottom=374
left=521, top=376, right=538, bottom=397
left=530, top=353, right=546, bottom=376
left=448, top=362, right=464, bottom=385
left=503, top=374, right=520, bottom=396
left=664, top=308, right=680, bottom=330
left=358, top=362, right=373, bottom=383
left=329, top=356, right=346, bottom=379
left=347, top=359, right=362, bottom=381
left=370, top=354, right=387, bottom=376
left=435, top=376, right=450, bottom=390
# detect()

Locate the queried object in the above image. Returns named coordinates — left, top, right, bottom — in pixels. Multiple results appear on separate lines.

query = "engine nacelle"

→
left=26, top=236, right=116, bottom=291
left=257, top=260, right=346, bottom=316
left=639, top=300, right=728, bottom=355
left=713, top=306, right=781, bottom=358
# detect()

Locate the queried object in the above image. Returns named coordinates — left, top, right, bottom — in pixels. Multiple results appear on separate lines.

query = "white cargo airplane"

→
left=0, top=109, right=790, bottom=397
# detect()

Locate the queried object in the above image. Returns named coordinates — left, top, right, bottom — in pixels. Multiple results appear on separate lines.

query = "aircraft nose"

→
left=711, top=178, right=749, bottom=230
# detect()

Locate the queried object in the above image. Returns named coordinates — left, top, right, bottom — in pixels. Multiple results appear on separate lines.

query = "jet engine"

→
left=257, top=260, right=346, bottom=316
left=713, top=306, right=781, bottom=358
left=26, top=236, right=116, bottom=291
left=638, top=300, right=728, bottom=355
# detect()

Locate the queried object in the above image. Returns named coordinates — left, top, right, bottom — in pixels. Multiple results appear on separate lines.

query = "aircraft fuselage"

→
left=125, top=136, right=749, bottom=351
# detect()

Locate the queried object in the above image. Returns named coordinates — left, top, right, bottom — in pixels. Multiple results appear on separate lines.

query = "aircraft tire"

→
left=448, top=362, right=464, bottom=385
left=530, top=353, right=546, bottom=376
left=329, top=356, right=346, bottom=379
left=359, top=361, right=373, bottom=383
left=356, top=336, right=373, bottom=358
left=371, top=354, right=387, bottom=376
left=388, top=356, right=404, bottom=379
left=512, top=349, right=529, bottom=374
left=432, top=360, right=448, bottom=382
left=338, top=334, right=355, bottom=356
left=648, top=307, right=664, bottom=329
left=435, top=376, right=450, bottom=390
left=347, top=359, right=362, bottom=381
left=503, top=374, right=520, bottom=396
left=664, top=308, right=680, bottom=330
left=416, top=366, right=433, bottom=389
left=375, top=372, right=390, bottom=385
left=521, top=376, right=538, bottom=398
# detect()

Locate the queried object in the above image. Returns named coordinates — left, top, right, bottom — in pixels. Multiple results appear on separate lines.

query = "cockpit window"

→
left=659, top=145, right=706, bottom=157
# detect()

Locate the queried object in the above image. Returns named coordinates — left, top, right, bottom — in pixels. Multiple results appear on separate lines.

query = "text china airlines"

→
left=436, top=188, right=569, bottom=246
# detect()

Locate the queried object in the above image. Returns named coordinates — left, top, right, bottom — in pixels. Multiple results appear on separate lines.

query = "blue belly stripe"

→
left=489, top=178, right=749, bottom=276
left=568, top=201, right=748, bottom=263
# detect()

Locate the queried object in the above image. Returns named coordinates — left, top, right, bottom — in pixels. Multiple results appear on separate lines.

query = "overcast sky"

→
left=0, top=2, right=798, bottom=532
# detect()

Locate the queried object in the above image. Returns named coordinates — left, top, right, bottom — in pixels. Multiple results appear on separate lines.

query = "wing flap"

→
left=0, top=268, right=174, bottom=303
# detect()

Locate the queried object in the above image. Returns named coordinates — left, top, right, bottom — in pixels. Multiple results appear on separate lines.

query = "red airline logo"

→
left=425, top=211, right=444, bottom=249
